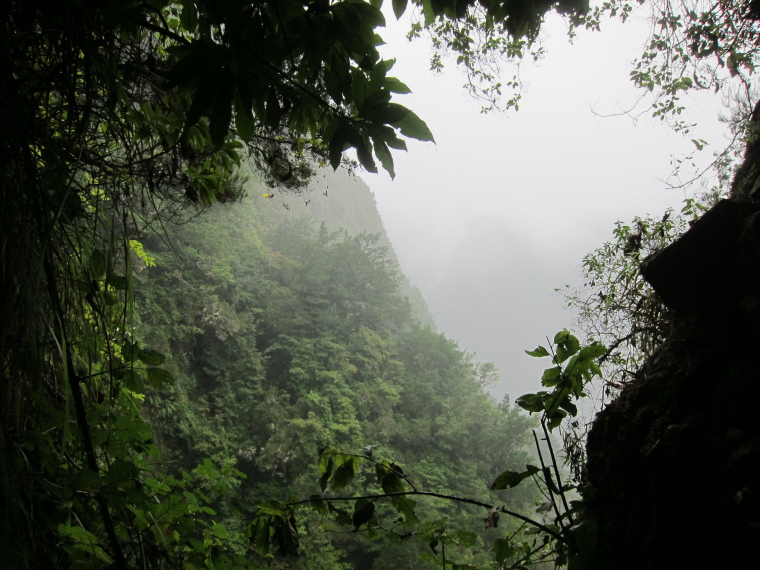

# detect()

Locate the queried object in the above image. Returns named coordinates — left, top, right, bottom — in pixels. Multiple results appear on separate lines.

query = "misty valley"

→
left=133, top=169, right=548, bottom=569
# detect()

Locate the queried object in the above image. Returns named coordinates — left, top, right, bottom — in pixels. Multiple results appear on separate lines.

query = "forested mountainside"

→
left=134, top=171, right=541, bottom=569
left=252, top=168, right=435, bottom=329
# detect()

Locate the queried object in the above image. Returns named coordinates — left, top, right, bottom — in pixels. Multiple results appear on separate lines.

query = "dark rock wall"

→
left=584, top=200, right=760, bottom=569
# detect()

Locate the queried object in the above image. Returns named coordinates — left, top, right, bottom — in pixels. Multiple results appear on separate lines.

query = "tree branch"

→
left=287, top=490, right=566, bottom=544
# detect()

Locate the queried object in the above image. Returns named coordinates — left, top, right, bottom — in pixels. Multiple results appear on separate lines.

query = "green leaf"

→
left=556, top=333, right=580, bottom=363
left=361, top=101, right=411, bottom=124
left=180, top=0, right=198, bottom=31
left=352, top=499, right=375, bottom=528
left=319, top=457, right=335, bottom=493
left=137, top=349, right=165, bottom=366
left=525, top=346, right=550, bottom=357
left=234, top=100, right=255, bottom=143
left=211, top=522, right=228, bottom=539
left=492, top=537, right=516, bottom=564
left=108, top=458, right=139, bottom=483
left=559, top=396, right=578, bottom=416
left=309, top=495, right=329, bottom=515
left=375, top=463, right=387, bottom=485
left=122, top=369, right=145, bottom=392
left=252, top=517, right=271, bottom=555
left=392, top=110, right=434, bottom=142
left=362, top=87, right=392, bottom=111
left=553, top=330, right=570, bottom=344
left=89, top=249, right=107, bottom=279
left=422, top=0, right=436, bottom=25
left=391, top=495, right=419, bottom=525
left=367, top=123, right=408, bottom=150
left=541, top=366, right=562, bottom=387
left=186, top=80, right=218, bottom=130
left=491, top=465, right=540, bottom=490
left=330, top=457, right=358, bottom=492
left=273, top=516, right=299, bottom=556
left=319, top=449, right=337, bottom=472
left=121, top=340, right=138, bottom=362
left=373, top=138, right=395, bottom=178
left=515, top=392, right=544, bottom=413
left=356, top=136, right=378, bottom=173
left=385, top=77, right=412, bottom=94
left=58, top=524, right=113, bottom=563
left=546, top=409, right=567, bottom=430
left=392, top=0, right=408, bottom=19
left=579, top=342, right=606, bottom=360
left=542, top=467, right=561, bottom=494
left=453, top=529, right=478, bottom=548
left=106, top=274, right=128, bottom=291
left=328, top=121, right=367, bottom=170
left=146, top=366, right=174, bottom=387
left=256, top=499, right=288, bottom=517
left=381, top=472, right=405, bottom=494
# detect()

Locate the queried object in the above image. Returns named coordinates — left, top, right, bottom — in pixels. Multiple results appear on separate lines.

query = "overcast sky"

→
left=360, top=5, right=733, bottom=400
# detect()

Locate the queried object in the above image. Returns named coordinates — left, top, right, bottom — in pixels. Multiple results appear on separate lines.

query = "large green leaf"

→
left=361, top=101, right=411, bottom=124
left=525, top=345, right=550, bottom=357
left=252, top=517, right=271, bottom=555
left=491, top=465, right=540, bottom=490
left=57, top=524, right=113, bottom=564
left=373, top=138, right=395, bottom=178
left=89, top=249, right=107, bottom=279
left=579, top=342, right=607, bottom=360
left=137, top=349, right=165, bottom=366
left=352, top=499, right=375, bottom=528
left=147, top=367, right=174, bottom=387
left=330, top=457, right=359, bottom=492
left=553, top=330, right=571, bottom=344
left=392, top=110, right=435, bottom=142
left=541, top=366, right=562, bottom=387
left=392, top=0, right=408, bottom=19
left=319, top=457, right=335, bottom=493
left=391, top=495, right=419, bottom=525
left=367, top=123, right=408, bottom=150
left=492, top=537, right=516, bottom=565
left=516, top=392, right=545, bottom=413
left=385, top=76, right=412, bottom=94
left=381, top=471, right=405, bottom=494
left=555, top=333, right=580, bottom=363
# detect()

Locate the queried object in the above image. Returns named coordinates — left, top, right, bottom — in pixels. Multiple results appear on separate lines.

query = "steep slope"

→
left=135, top=170, right=540, bottom=569
left=250, top=167, right=435, bottom=329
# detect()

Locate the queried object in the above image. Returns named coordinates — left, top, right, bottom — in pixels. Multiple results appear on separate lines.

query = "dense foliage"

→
left=135, top=180, right=542, bottom=568
left=1, top=1, right=557, bottom=566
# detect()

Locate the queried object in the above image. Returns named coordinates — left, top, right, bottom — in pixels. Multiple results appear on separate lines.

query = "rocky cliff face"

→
left=583, top=188, right=760, bottom=566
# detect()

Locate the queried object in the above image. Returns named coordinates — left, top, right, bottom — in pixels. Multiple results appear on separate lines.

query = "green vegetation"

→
left=3, top=0, right=759, bottom=567
left=135, top=177, right=542, bottom=568
left=245, top=327, right=607, bottom=569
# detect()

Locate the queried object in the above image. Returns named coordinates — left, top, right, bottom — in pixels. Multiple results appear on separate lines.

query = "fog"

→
left=365, top=8, right=733, bottom=400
